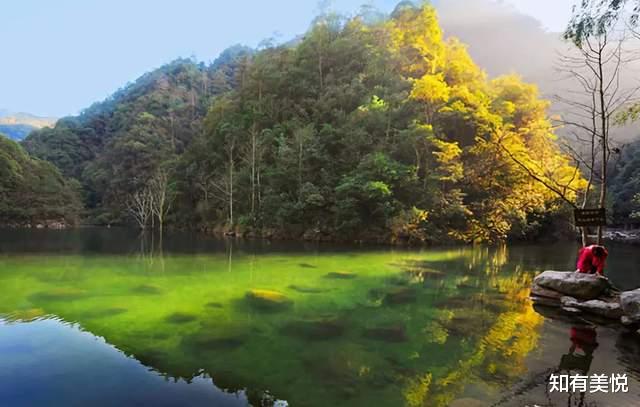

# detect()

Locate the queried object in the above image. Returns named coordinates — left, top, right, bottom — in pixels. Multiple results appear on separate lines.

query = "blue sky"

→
left=1, top=0, right=574, bottom=117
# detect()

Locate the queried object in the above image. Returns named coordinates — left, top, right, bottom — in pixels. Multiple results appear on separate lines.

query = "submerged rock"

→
left=288, top=285, right=331, bottom=294
left=404, top=268, right=445, bottom=284
left=298, top=263, right=318, bottom=269
left=325, top=272, right=357, bottom=280
left=84, top=307, right=127, bottom=318
left=281, top=318, right=346, bottom=341
left=183, top=323, right=251, bottom=351
left=533, top=271, right=608, bottom=300
left=185, top=332, right=246, bottom=350
left=245, top=289, right=293, bottom=311
left=166, top=312, right=198, bottom=324
left=620, top=288, right=640, bottom=322
left=205, top=302, right=224, bottom=308
left=131, top=284, right=162, bottom=295
left=560, top=296, right=623, bottom=319
left=383, top=287, right=417, bottom=305
left=363, top=324, right=408, bottom=342
left=30, top=288, right=86, bottom=302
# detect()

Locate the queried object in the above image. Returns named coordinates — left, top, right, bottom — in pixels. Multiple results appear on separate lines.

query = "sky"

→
left=0, top=0, right=576, bottom=117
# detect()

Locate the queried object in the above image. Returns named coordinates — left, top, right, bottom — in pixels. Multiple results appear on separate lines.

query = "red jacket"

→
left=576, top=245, right=608, bottom=275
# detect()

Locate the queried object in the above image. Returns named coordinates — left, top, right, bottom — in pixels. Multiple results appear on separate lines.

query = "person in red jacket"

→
left=576, top=245, right=608, bottom=275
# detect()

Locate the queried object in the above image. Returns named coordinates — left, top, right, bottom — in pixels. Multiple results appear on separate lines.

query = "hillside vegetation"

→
left=0, top=134, right=81, bottom=226
left=22, top=4, right=586, bottom=243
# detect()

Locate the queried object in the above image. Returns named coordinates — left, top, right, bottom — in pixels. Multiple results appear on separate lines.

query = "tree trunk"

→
left=597, top=43, right=608, bottom=246
left=229, top=145, right=234, bottom=227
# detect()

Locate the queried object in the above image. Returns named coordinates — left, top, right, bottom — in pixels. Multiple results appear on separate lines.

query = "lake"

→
left=1, top=228, right=639, bottom=406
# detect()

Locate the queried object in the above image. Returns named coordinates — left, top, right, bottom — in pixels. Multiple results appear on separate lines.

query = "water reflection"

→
left=0, top=317, right=262, bottom=407
left=561, top=325, right=598, bottom=374
left=0, top=230, right=639, bottom=406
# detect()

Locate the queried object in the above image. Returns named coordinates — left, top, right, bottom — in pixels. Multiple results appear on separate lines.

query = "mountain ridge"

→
left=0, top=110, right=57, bottom=140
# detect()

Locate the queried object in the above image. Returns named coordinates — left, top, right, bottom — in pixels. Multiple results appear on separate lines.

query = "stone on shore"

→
left=621, top=315, right=638, bottom=326
left=530, top=284, right=565, bottom=301
left=531, top=295, right=562, bottom=307
left=533, top=271, right=608, bottom=300
left=562, top=306, right=582, bottom=315
left=620, top=288, right=640, bottom=322
left=560, top=296, right=623, bottom=319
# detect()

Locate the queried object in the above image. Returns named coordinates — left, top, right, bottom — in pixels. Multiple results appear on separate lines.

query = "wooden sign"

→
left=574, top=208, right=607, bottom=227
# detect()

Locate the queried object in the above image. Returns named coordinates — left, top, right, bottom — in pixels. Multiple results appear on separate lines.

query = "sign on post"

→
left=574, top=208, right=607, bottom=227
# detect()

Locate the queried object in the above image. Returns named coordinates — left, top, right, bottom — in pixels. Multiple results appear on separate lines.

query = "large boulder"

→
left=533, top=271, right=609, bottom=300
left=560, top=296, right=623, bottom=319
left=620, top=289, right=640, bottom=322
left=531, top=295, right=562, bottom=307
left=531, top=284, right=565, bottom=300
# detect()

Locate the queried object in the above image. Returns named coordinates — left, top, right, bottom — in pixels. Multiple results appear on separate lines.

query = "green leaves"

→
left=0, top=134, right=82, bottom=225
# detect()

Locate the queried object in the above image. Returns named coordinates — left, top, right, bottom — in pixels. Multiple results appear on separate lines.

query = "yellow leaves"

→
left=390, top=207, right=430, bottom=243
left=431, top=138, right=463, bottom=183
left=387, top=5, right=445, bottom=77
left=443, top=38, right=486, bottom=88
left=404, top=373, right=433, bottom=407
left=410, top=73, right=450, bottom=106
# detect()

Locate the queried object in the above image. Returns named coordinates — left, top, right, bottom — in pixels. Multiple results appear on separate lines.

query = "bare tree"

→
left=245, top=124, right=259, bottom=219
left=293, top=124, right=314, bottom=199
left=210, top=136, right=236, bottom=228
left=149, top=169, right=175, bottom=236
left=556, top=22, right=639, bottom=245
left=126, top=187, right=153, bottom=230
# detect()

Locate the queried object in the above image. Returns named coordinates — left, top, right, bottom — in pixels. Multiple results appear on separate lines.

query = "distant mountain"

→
left=0, top=111, right=57, bottom=140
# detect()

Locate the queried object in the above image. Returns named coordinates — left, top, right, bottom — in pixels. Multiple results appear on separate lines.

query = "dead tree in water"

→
left=126, top=187, right=153, bottom=230
left=149, top=169, right=175, bottom=236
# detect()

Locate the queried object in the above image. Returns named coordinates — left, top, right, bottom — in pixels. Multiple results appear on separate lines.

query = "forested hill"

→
left=21, top=3, right=586, bottom=243
left=611, top=139, right=640, bottom=224
left=0, top=134, right=81, bottom=226
left=23, top=45, right=252, bottom=221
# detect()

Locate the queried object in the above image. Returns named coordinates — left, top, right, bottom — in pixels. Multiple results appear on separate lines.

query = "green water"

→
left=1, top=229, right=639, bottom=407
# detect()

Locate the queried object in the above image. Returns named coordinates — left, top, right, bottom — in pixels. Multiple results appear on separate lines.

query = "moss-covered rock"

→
left=205, top=302, right=224, bottom=308
left=30, top=287, right=86, bottom=302
left=384, top=287, right=417, bottom=305
left=131, top=284, right=162, bottom=295
left=245, top=289, right=293, bottom=312
left=183, top=324, right=252, bottom=351
left=166, top=312, right=198, bottom=324
left=288, top=285, right=331, bottom=294
left=83, top=307, right=127, bottom=319
left=325, top=272, right=357, bottom=280
left=298, top=263, right=318, bottom=269
left=363, top=324, right=408, bottom=342
left=281, top=317, right=346, bottom=341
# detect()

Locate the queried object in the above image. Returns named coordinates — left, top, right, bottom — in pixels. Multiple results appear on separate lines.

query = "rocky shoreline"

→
left=603, top=229, right=640, bottom=245
left=530, top=270, right=640, bottom=333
